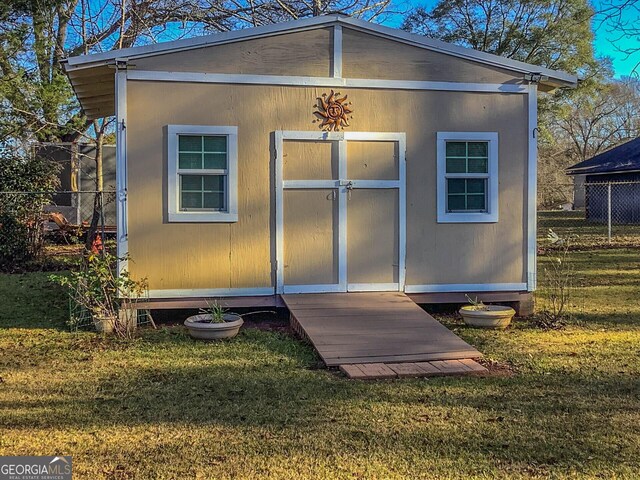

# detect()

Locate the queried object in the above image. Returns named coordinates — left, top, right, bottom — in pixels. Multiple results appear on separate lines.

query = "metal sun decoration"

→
left=314, top=90, right=353, bottom=131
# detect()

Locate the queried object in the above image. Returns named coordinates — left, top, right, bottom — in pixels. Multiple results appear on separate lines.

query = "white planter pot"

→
left=459, top=305, right=516, bottom=329
left=184, top=313, right=244, bottom=340
left=93, top=314, right=116, bottom=333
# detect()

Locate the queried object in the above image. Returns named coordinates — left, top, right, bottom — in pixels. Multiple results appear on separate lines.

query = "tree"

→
left=553, top=78, right=640, bottom=162
left=596, top=0, right=640, bottom=77
left=0, top=150, right=60, bottom=268
left=0, top=0, right=394, bottom=146
left=537, top=77, right=640, bottom=207
left=402, top=0, right=596, bottom=74
left=1, top=0, right=394, bottom=251
left=401, top=0, right=610, bottom=209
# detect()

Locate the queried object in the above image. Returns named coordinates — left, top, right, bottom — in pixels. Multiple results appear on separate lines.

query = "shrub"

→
left=51, top=252, right=148, bottom=337
left=0, top=150, right=59, bottom=269
left=535, top=229, right=578, bottom=329
left=0, top=214, right=31, bottom=265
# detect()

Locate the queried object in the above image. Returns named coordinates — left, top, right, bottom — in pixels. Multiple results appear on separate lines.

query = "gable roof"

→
left=63, top=15, right=578, bottom=119
left=567, top=138, right=640, bottom=175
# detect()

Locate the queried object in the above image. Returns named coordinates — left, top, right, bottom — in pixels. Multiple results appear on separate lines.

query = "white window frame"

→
left=437, top=132, right=499, bottom=223
left=167, top=125, right=238, bottom=222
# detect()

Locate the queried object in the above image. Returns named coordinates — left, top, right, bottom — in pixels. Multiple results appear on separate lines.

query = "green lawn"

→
left=1, top=250, right=640, bottom=479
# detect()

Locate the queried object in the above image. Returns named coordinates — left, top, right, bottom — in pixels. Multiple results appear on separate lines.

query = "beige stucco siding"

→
left=132, top=27, right=525, bottom=86
left=134, top=28, right=332, bottom=77
left=126, top=80, right=527, bottom=290
left=342, top=28, right=523, bottom=84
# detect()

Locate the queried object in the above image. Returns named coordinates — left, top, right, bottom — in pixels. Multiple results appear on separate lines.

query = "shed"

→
left=35, top=143, right=117, bottom=227
left=567, top=138, right=640, bottom=224
left=62, top=15, right=577, bottom=308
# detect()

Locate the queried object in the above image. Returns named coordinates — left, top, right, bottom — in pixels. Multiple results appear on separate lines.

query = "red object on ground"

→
left=91, top=234, right=104, bottom=254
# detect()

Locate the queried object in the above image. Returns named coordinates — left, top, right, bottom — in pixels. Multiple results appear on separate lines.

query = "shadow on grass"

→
left=0, top=272, right=69, bottom=330
left=2, top=354, right=638, bottom=472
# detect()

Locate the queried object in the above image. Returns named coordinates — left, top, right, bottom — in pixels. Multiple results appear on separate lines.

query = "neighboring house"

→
left=35, top=143, right=117, bottom=227
left=62, top=15, right=577, bottom=306
left=567, top=138, right=640, bottom=224
left=572, top=174, right=586, bottom=209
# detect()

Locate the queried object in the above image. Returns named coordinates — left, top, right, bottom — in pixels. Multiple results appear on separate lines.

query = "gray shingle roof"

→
left=567, top=138, right=640, bottom=175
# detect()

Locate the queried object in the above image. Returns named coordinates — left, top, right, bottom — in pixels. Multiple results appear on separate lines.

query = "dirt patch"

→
left=477, top=358, right=517, bottom=377
left=240, top=310, right=294, bottom=335
left=150, top=307, right=295, bottom=336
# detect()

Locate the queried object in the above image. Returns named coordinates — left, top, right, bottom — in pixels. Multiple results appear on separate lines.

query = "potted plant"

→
left=184, top=301, right=244, bottom=340
left=459, top=295, right=516, bottom=329
left=52, top=252, right=147, bottom=336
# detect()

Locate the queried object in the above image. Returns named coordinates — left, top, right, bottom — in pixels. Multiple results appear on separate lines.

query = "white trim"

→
left=284, top=180, right=339, bottom=189
left=147, top=287, right=274, bottom=299
left=115, top=67, right=128, bottom=276
left=275, top=131, right=285, bottom=294
left=436, top=132, right=499, bottom=223
left=167, top=125, right=238, bottom=223
left=398, top=134, right=407, bottom=290
left=348, top=283, right=399, bottom=292
left=283, top=284, right=345, bottom=294
left=285, top=178, right=402, bottom=190
left=332, top=25, right=342, bottom=78
left=338, top=138, right=348, bottom=289
left=405, top=283, right=528, bottom=293
left=278, top=130, right=344, bottom=140
left=527, top=84, right=538, bottom=291
left=126, top=70, right=529, bottom=93
left=345, top=131, right=407, bottom=292
left=350, top=180, right=400, bottom=188
left=344, top=131, right=406, bottom=141
left=64, top=15, right=576, bottom=87
left=275, top=130, right=406, bottom=294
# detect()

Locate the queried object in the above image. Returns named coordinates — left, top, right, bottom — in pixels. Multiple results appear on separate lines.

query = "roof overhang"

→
left=63, top=15, right=579, bottom=119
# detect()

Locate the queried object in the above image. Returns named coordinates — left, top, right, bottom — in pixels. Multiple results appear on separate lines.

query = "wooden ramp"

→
left=282, top=292, right=485, bottom=377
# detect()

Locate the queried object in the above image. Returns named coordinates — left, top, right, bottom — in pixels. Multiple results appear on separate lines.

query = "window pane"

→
left=203, top=175, right=225, bottom=192
left=447, top=195, right=466, bottom=211
left=179, top=152, right=203, bottom=169
left=446, top=157, right=466, bottom=173
left=181, top=192, right=202, bottom=209
left=467, top=194, right=486, bottom=210
left=179, top=135, right=202, bottom=152
left=447, top=178, right=466, bottom=194
left=446, top=142, right=466, bottom=157
left=203, top=192, right=225, bottom=210
left=467, top=178, right=486, bottom=194
left=204, top=153, right=227, bottom=170
left=203, top=136, right=226, bottom=153
left=181, top=175, right=203, bottom=191
left=467, top=158, right=488, bottom=173
left=468, top=142, right=488, bottom=157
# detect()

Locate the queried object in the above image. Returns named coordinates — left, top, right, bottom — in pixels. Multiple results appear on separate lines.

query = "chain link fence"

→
left=0, top=190, right=117, bottom=239
left=47, top=190, right=117, bottom=230
left=539, top=180, right=640, bottom=248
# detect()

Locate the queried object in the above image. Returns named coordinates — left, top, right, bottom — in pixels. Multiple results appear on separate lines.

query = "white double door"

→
left=275, top=131, right=406, bottom=294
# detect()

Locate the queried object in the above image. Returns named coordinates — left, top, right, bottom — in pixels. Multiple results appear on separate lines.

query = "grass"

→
left=538, top=210, right=640, bottom=249
left=1, top=250, right=640, bottom=478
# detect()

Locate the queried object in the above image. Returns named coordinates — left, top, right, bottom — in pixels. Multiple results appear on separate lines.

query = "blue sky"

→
left=383, top=0, right=639, bottom=78
left=90, top=0, right=639, bottom=78
left=591, top=0, right=639, bottom=77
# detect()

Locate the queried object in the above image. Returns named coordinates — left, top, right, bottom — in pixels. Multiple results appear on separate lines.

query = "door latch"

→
left=339, top=179, right=354, bottom=190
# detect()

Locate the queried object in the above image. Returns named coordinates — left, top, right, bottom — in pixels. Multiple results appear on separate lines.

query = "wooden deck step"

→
left=282, top=292, right=482, bottom=367
left=339, top=359, right=487, bottom=379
